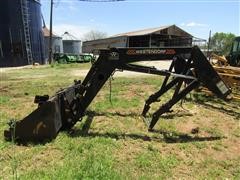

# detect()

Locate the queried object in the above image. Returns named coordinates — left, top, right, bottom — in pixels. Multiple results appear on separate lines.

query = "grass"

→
left=134, top=152, right=179, bottom=179
left=0, top=63, right=240, bottom=179
left=20, top=137, right=122, bottom=179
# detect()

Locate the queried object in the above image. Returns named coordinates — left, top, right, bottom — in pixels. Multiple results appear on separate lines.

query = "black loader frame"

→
left=4, top=46, right=230, bottom=142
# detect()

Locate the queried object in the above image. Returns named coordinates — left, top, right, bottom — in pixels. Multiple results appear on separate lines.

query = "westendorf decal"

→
left=127, top=49, right=176, bottom=55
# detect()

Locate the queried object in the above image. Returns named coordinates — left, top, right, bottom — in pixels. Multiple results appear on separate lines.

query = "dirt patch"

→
left=71, top=60, right=172, bottom=77
left=0, top=65, right=48, bottom=72
left=71, top=69, right=154, bottom=77
left=14, top=74, right=48, bottom=80
left=176, top=119, right=198, bottom=134
left=119, top=84, right=155, bottom=100
left=0, top=86, right=9, bottom=93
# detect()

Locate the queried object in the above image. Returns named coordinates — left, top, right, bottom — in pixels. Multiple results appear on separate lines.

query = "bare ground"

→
left=71, top=61, right=172, bottom=77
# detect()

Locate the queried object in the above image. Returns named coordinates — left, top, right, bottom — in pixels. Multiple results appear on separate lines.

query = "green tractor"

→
left=227, top=36, right=240, bottom=67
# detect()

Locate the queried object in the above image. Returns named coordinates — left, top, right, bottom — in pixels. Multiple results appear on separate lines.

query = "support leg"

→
left=149, top=80, right=199, bottom=130
left=142, top=77, right=180, bottom=117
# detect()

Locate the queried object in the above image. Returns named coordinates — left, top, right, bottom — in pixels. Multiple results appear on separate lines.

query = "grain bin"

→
left=43, top=27, right=63, bottom=60
left=62, top=32, right=81, bottom=54
left=0, top=0, right=44, bottom=67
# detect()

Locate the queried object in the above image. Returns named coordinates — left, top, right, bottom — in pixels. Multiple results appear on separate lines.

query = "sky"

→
left=41, top=0, right=240, bottom=40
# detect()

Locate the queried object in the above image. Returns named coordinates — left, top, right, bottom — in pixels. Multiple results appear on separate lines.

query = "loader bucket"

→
left=4, top=81, right=84, bottom=142
left=4, top=97, right=62, bottom=142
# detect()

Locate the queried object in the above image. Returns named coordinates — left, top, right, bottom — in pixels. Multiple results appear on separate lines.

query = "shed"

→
left=82, top=25, right=193, bottom=53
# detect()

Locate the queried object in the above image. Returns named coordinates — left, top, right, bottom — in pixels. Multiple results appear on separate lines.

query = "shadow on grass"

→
left=86, top=110, right=140, bottom=118
left=197, top=102, right=240, bottom=119
left=150, top=129, right=224, bottom=143
left=191, top=93, right=240, bottom=120
left=69, top=110, right=224, bottom=144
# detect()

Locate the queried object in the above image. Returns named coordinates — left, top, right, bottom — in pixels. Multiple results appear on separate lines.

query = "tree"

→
left=210, top=32, right=236, bottom=55
left=83, top=30, right=108, bottom=41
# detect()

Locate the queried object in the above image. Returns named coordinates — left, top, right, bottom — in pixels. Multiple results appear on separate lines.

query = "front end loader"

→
left=4, top=46, right=231, bottom=142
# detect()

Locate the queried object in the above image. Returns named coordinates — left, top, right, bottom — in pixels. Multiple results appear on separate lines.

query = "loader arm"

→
left=4, top=46, right=230, bottom=142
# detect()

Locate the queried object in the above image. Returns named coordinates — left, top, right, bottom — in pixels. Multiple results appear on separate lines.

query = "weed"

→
left=8, top=120, right=18, bottom=180
left=233, top=166, right=240, bottom=179
left=212, top=141, right=225, bottom=151
left=192, top=142, right=207, bottom=149
left=0, top=96, right=10, bottom=105
left=177, top=143, right=191, bottom=151
left=203, top=127, right=224, bottom=137
left=232, top=127, right=240, bottom=138
left=147, top=144, right=158, bottom=152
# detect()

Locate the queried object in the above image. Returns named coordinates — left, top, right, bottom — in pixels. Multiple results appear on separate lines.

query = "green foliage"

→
left=211, top=32, right=236, bottom=55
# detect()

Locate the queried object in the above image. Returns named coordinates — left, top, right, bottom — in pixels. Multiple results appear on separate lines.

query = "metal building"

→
left=0, top=0, right=44, bottom=67
left=62, top=32, right=81, bottom=54
left=43, top=26, right=63, bottom=60
left=82, top=25, right=193, bottom=53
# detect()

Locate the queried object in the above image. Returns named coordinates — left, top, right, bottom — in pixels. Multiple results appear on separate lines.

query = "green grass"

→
left=0, top=96, right=10, bottom=105
left=135, top=152, right=179, bottom=179
left=21, top=137, right=122, bottom=179
left=0, top=64, right=240, bottom=179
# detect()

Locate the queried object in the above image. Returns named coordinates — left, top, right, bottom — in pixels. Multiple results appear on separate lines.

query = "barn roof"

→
left=42, top=27, right=60, bottom=38
left=112, top=25, right=192, bottom=37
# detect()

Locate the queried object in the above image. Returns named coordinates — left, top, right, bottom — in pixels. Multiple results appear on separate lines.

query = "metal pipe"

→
left=9, top=27, right=13, bottom=54
left=207, top=30, right=211, bottom=60
left=0, top=40, right=3, bottom=57
left=19, top=29, right=24, bottom=58
left=48, top=0, right=53, bottom=64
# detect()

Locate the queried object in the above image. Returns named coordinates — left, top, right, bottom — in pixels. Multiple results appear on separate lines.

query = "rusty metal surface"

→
left=214, top=65, right=240, bottom=100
